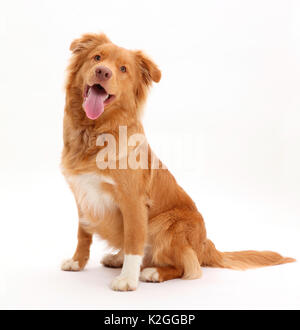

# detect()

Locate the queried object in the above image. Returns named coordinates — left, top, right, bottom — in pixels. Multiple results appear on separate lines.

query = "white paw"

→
left=61, top=259, right=80, bottom=271
left=140, top=267, right=160, bottom=282
left=110, top=275, right=138, bottom=291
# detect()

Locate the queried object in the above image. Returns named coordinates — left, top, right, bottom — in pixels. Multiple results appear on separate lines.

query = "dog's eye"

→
left=120, top=66, right=126, bottom=73
left=94, top=55, right=101, bottom=61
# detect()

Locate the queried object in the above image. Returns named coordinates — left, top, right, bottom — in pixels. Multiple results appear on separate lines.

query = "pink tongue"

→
left=83, top=86, right=107, bottom=120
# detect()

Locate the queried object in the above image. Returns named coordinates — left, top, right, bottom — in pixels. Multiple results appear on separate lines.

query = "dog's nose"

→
left=95, top=66, right=112, bottom=81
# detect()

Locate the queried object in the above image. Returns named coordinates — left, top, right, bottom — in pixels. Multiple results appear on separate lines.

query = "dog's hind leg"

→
left=101, top=250, right=124, bottom=268
left=140, top=247, right=201, bottom=282
left=144, top=208, right=205, bottom=282
left=180, top=246, right=203, bottom=279
left=140, top=266, right=183, bottom=282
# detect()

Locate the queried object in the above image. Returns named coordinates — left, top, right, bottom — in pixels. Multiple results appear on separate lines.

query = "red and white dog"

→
left=61, top=33, right=294, bottom=291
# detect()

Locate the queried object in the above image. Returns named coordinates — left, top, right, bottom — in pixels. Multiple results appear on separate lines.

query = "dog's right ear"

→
left=70, top=33, right=111, bottom=54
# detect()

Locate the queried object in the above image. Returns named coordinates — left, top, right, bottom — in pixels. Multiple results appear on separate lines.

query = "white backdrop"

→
left=0, top=0, right=299, bottom=309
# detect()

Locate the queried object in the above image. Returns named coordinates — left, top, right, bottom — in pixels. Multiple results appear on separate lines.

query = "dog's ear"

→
left=135, top=51, right=161, bottom=85
left=70, top=33, right=111, bottom=54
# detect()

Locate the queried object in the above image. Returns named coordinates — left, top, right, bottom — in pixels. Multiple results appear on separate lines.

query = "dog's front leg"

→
left=111, top=198, right=147, bottom=291
left=61, top=204, right=93, bottom=272
left=61, top=223, right=93, bottom=271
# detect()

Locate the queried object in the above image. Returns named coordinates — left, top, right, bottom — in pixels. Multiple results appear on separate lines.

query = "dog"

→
left=61, top=33, right=295, bottom=291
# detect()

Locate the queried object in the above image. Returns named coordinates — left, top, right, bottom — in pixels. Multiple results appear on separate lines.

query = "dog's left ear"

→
left=70, top=33, right=111, bottom=54
left=135, top=51, right=161, bottom=85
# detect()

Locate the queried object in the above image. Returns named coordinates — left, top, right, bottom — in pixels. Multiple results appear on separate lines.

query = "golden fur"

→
left=61, top=33, right=295, bottom=290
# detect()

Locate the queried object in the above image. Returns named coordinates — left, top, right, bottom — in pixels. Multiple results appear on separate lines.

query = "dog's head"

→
left=66, top=33, right=161, bottom=120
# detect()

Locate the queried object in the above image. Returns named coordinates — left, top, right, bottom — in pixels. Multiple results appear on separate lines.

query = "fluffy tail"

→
left=201, top=239, right=295, bottom=270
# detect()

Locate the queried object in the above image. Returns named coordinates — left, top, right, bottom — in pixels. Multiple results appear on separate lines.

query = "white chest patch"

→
left=65, top=172, right=116, bottom=219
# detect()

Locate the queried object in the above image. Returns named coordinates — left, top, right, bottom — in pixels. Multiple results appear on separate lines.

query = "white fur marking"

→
left=140, top=267, right=160, bottom=282
left=111, top=255, right=142, bottom=291
left=61, top=259, right=80, bottom=271
left=65, top=173, right=116, bottom=218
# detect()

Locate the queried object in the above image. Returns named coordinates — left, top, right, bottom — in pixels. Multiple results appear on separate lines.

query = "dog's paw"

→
left=101, top=253, right=123, bottom=268
left=140, top=267, right=160, bottom=282
left=61, top=259, right=80, bottom=271
left=110, top=275, right=138, bottom=291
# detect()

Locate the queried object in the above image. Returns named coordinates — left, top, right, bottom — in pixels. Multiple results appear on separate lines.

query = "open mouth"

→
left=83, top=84, right=115, bottom=120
